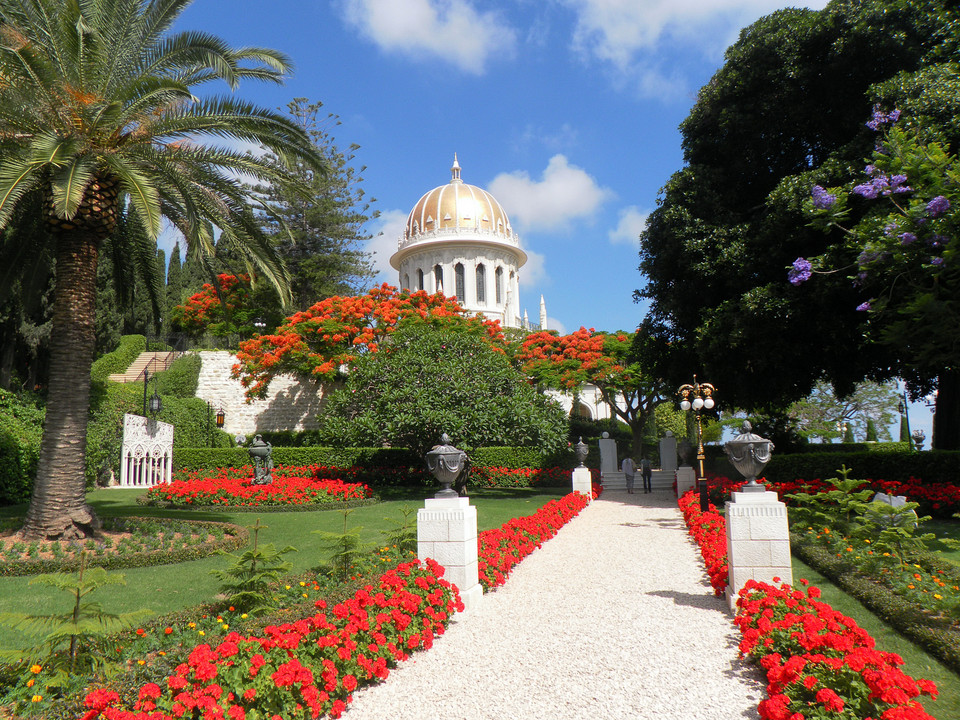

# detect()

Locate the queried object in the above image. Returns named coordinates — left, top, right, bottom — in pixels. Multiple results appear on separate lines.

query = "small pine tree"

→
left=210, top=519, right=296, bottom=615
left=900, top=414, right=911, bottom=442
left=843, top=423, right=855, bottom=443
left=866, top=417, right=879, bottom=442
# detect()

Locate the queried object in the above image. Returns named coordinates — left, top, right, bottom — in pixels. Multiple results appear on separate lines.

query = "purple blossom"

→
left=931, top=257, right=945, bottom=266
left=866, top=105, right=901, bottom=131
left=926, top=195, right=951, bottom=217
left=858, top=250, right=881, bottom=265
left=929, top=234, right=949, bottom=248
left=900, top=232, right=917, bottom=245
left=853, top=182, right=879, bottom=199
left=856, top=301, right=871, bottom=312
left=788, top=257, right=813, bottom=285
left=811, top=185, right=837, bottom=209
left=883, top=222, right=899, bottom=237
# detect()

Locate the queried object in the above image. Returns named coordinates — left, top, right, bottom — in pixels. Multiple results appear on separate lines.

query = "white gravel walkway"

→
left=343, top=490, right=764, bottom=719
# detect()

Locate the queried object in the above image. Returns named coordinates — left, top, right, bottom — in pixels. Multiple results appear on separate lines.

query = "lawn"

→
left=0, top=485, right=567, bottom=652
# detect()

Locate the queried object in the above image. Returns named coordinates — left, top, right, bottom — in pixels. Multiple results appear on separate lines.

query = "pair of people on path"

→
left=622, top=456, right=652, bottom=494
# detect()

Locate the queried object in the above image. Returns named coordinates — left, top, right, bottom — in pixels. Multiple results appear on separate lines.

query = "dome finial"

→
left=451, top=153, right=461, bottom=184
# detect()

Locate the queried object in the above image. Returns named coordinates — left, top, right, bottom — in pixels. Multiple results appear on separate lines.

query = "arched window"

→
left=495, top=266, right=503, bottom=305
left=434, top=265, right=444, bottom=294
left=403, top=273, right=410, bottom=291
left=476, top=264, right=486, bottom=304
left=417, top=269, right=424, bottom=291
left=455, top=263, right=465, bottom=303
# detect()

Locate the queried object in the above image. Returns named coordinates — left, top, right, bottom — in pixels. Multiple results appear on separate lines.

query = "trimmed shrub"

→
left=154, top=353, right=201, bottom=398
left=90, top=335, right=145, bottom=383
left=0, top=389, right=43, bottom=505
left=172, top=447, right=422, bottom=474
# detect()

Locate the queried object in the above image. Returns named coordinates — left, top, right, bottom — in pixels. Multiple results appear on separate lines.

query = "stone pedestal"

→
left=676, top=466, right=696, bottom=499
left=571, top=467, right=593, bottom=501
left=724, top=491, right=792, bottom=612
left=659, top=433, right=678, bottom=472
left=418, top=496, right=483, bottom=610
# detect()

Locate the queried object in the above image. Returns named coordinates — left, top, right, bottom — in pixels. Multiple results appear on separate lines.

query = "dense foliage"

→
left=316, top=325, right=568, bottom=456
left=638, top=0, right=960, bottom=446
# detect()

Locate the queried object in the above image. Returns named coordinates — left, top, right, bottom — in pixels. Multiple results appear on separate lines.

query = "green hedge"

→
left=791, top=537, right=960, bottom=675
left=155, top=353, right=201, bottom=398
left=702, top=446, right=960, bottom=485
left=90, top=334, right=146, bottom=383
left=0, top=390, right=43, bottom=505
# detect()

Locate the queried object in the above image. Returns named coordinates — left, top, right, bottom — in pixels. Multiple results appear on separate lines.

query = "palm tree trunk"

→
left=21, top=230, right=102, bottom=540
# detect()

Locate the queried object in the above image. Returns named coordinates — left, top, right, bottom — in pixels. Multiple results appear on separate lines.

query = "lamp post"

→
left=677, top=375, right=715, bottom=511
left=143, top=369, right=162, bottom=417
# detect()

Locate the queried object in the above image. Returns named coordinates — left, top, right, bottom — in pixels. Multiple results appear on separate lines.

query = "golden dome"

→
left=403, top=155, right=516, bottom=243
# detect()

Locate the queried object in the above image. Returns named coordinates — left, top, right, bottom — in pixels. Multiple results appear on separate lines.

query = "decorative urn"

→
left=425, top=434, right=469, bottom=499
left=723, top=421, right=774, bottom=492
left=574, top=437, right=589, bottom=468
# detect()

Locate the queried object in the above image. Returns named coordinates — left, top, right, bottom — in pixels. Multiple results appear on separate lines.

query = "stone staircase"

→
left=601, top=469, right=675, bottom=492
left=107, top=351, right=179, bottom=383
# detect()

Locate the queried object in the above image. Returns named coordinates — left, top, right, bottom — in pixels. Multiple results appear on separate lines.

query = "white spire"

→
left=523, top=309, right=529, bottom=329
left=451, top=153, right=462, bottom=183
left=539, top=295, right=547, bottom=331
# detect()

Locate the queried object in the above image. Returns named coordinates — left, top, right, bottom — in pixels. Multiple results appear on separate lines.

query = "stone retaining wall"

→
left=195, top=351, right=323, bottom=437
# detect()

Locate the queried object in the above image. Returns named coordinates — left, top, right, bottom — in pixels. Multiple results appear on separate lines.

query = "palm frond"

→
left=50, top=154, right=95, bottom=219
left=0, top=159, right=42, bottom=229
left=102, top=154, right=161, bottom=237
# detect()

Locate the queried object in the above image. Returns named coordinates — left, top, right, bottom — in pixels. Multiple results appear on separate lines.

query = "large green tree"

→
left=0, top=0, right=323, bottom=539
left=316, top=324, right=568, bottom=457
left=638, top=0, right=960, bottom=446
left=254, top=98, right=376, bottom=309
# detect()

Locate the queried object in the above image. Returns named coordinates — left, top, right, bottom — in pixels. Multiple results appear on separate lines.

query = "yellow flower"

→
left=188, top=622, right=196, bottom=629
left=222, top=624, right=229, bottom=631
left=935, top=594, right=943, bottom=600
left=29, top=665, right=42, bottom=674
left=26, top=679, right=34, bottom=688
left=908, top=584, right=915, bottom=589
left=198, top=630, right=205, bottom=636
left=299, top=581, right=306, bottom=587
left=823, top=528, right=831, bottom=534
left=137, top=660, right=145, bottom=666
left=30, top=695, right=42, bottom=703
left=864, top=539, right=871, bottom=544
left=284, top=585, right=291, bottom=590
left=241, top=614, right=248, bottom=619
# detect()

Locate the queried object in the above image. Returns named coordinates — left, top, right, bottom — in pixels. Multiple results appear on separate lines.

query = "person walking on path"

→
left=622, top=455, right=636, bottom=494
left=640, top=456, right=653, bottom=493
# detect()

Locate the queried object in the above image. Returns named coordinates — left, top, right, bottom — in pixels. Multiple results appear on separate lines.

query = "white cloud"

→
left=518, top=246, right=547, bottom=288
left=339, top=0, right=516, bottom=74
left=488, top=154, right=614, bottom=231
left=565, top=0, right=830, bottom=67
left=365, top=209, right=407, bottom=284
left=546, top=317, right=567, bottom=335
left=609, top=205, right=649, bottom=248
left=563, top=0, right=830, bottom=98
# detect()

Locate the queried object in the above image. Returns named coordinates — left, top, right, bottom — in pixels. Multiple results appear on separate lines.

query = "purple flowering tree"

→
left=802, top=107, right=960, bottom=448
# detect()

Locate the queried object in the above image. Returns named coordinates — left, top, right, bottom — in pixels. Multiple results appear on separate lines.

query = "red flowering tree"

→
left=232, top=284, right=504, bottom=399
left=514, top=327, right=670, bottom=456
left=171, top=273, right=280, bottom=339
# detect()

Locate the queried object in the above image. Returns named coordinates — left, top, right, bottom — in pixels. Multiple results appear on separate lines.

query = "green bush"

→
left=90, top=335, right=145, bottom=383
left=762, top=450, right=960, bottom=485
left=0, top=390, right=44, bottom=505
left=172, top=447, right=422, bottom=473
left=155, top=353, right=201, bottom=398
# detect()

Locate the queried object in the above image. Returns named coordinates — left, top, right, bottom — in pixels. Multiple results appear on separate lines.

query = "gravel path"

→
left=343, top=490, right=764, bottom=719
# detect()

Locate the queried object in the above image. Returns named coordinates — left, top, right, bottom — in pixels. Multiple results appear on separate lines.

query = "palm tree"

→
left=0, top=0, right=324, bottom=539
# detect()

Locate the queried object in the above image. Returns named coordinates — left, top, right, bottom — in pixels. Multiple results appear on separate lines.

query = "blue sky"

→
left=169, top=0, right=933, bottom=441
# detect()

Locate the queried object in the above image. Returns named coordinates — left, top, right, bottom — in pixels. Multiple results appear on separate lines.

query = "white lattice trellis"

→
left=119, top=413, right=174, bottom=487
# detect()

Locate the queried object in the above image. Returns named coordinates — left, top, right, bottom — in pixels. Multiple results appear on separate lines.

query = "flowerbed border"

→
left=0, top=517, right=248, bottom=577
left=136, top=496, right=381, bottom=513
left=791, top=537, right=960, bottom=676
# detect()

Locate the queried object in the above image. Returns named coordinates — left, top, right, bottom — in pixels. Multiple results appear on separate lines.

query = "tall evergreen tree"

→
left=165, top=241, right=184, bottom=334
left=255, top=98, right=376, bottom=309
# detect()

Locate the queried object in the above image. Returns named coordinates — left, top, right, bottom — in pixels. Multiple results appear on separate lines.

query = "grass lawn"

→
left=0, top=485, right=567, bottom=652
left=793, top=556, right=960, bottom=718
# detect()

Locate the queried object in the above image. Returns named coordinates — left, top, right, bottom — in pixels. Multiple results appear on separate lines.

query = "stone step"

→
left=107, top=351, right=178, bottom=383
left=601, top=469, right=674, bottom=491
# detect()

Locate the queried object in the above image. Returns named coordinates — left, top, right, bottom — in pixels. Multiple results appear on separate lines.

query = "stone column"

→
left=724, top=490, right=792, bottom=611
left=598, top=432, right=625, bottom=489
left=659, top=432, right=678, bottom=472
left=675, top=466, right=696, bottom=500
left=418, top=496, right=483, bottom=610
left=571, top=467, right=593, bottom=501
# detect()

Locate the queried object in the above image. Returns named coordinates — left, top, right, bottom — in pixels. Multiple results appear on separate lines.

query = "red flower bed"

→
left=736, top=579, right=937, bottom=720
left=477, top=492, right=589, bottom=590
left=81, top=559, right=462, bottom=720
left=678, top=490, right=728, bottom=596
left=702, top=475, right=960, bottom=519
left=679, top=489, right=939, bottom=719
left=148, top=466, right=372, bottom=507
